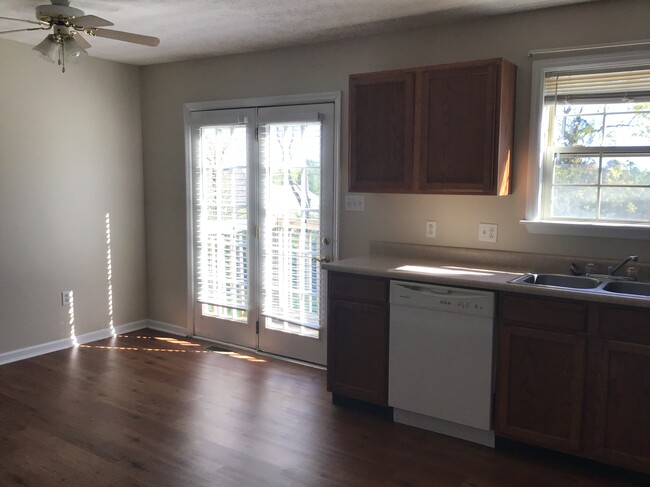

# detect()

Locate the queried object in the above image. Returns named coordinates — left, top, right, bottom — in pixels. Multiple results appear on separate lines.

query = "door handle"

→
left=312, top=256, right=331, bottom=263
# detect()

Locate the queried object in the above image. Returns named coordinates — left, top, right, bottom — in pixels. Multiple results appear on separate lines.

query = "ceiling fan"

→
left=0, top=0, right=160, bottom=72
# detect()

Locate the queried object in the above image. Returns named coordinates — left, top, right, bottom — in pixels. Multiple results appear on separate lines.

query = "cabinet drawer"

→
left=500, top=293, right=588, bottom=332
left=328, top=273, right=388, bottom=303
left=597, top=305, right=650, bottom=345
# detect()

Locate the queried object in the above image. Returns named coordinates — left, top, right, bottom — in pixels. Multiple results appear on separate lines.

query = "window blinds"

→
left=192, top=122, right=249, bottom=312
left=258, top=120, right=323, bottom=331
left=544, top=67, right=650, bottom=102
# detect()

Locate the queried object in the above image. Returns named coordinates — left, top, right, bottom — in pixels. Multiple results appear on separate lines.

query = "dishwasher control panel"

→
left=390, top=281, right=495, bottom=318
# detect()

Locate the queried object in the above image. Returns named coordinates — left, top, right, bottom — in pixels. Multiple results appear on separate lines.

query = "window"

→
left=524, top=52, right=650, bottom=238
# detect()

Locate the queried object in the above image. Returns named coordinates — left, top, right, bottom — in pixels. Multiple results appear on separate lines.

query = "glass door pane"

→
left=259, top=121, right=322, bottom=337
left=191, top=108, right=258, bottom=348
left=198, top=124, right=249, bottom=320
left=257, top=104, right=335, bottom=365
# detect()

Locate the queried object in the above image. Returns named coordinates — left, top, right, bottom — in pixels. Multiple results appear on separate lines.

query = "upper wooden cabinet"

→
left=349, top=58, right=516, bottom=195
left=349, top=71, right=415, bottom=192
left=419, top=60, right=516, bottom=194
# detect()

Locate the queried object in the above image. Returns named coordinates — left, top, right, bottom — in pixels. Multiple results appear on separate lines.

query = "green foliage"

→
left=553, top=156, right=598, bottom=184
left=551, top=101, right=650, bottom=221
left=271, top=162, right=320, bottom=196
left=560, top=111, right=600, bottom=146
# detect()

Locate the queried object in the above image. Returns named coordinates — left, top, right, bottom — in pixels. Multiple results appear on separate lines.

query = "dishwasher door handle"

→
left=397, top=283, right=449, bottom=294
left=395, top=283, right=479, bottom=300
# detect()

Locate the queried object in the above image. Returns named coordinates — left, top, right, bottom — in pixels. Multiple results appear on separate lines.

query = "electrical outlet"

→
left=345, top=194, right=365, bottom=211
left=61, top=290, right=73, bottom=306
left=478, top=223, right=498, bottom=243
left=425, top=221, right=437, bottom=238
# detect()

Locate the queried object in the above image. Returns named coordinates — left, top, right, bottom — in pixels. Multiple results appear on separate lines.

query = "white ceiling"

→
left=1, top=0, right=601, bottom=66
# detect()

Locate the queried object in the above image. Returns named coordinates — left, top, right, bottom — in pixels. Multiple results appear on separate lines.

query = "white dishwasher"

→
left=388, top=280, right=496, bottom=447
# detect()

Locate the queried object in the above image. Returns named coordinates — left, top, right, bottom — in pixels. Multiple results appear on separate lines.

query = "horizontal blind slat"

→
left=545, top=67, right=650, bottom=97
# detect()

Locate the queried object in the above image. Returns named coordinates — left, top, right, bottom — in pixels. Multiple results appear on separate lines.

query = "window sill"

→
left=521, top=220, right=650, bottom=240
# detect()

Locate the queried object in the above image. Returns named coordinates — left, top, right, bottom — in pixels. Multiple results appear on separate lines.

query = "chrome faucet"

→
left=608, top=255, right=638, bottom=276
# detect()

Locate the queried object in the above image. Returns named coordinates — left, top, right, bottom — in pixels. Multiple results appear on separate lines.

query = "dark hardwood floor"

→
left=0, top=329, right=646, bottom=486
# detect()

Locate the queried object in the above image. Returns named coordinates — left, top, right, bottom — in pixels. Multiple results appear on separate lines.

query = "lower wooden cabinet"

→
left=583, top=305, right=650, bottom=472
left=327, top=273, right=389, bottom=405
left=495, top=294, right=587, bottom=453
left=496, top=294, right=650, bottom=473
left=496, top=325, right=585, bottom=452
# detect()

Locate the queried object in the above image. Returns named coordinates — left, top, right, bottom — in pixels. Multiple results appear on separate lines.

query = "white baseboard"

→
left=0, top=336, right=72, bottom=366
left=146, top=320, right=189, bottom=337
left=75, top=320, right=147, bottom=345
left=0, top=320, right=148, bottom=366
left=116, top=320, right=148, bottom=335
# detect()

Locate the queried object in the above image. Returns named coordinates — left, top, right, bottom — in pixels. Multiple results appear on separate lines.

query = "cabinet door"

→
left=327, top=298, right=389, bottom=404
left=348, top=71, right=415, bottom=192
left=419, top=60, right=514, bottom=195
left=495, top=325, right=586, bottom=452
left=585, top=339, right=650, bottom=472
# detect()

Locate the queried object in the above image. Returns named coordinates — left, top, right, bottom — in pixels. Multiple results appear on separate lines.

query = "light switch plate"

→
left=345, top=195, right=365, bottom=211
left=478, top=223, right=498, bottom=242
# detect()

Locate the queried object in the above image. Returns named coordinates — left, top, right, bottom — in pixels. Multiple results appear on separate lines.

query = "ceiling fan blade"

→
left=0, top=16, right=43, bottom=26
left=74, top=32, right=92, bottom=49
left=0, top=27, right=48, bottom=35
left=92, top=28, right=159, bottom=47
left=72, top=15, right=114, bottom=28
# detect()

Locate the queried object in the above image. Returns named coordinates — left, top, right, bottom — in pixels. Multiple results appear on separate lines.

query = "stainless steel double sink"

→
left=509, top=273, right=650, bottom=297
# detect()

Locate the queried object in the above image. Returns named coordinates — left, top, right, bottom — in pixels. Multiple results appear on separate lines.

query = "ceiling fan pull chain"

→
left=61, top=40, right=66, bottom=73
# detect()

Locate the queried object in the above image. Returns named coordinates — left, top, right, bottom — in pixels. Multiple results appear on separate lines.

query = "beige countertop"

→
left=323, top=253, right=650, bottom=309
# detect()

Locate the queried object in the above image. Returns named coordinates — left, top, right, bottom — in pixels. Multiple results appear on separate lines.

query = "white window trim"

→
left=522, top=49, right=650, bottom=240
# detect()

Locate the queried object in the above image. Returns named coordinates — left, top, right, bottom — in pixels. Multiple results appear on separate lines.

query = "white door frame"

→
left=183, top=92, right=341, bottom=347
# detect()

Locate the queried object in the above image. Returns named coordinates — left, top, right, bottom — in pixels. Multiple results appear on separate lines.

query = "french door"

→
left=189, top=101, right=335, bottom=365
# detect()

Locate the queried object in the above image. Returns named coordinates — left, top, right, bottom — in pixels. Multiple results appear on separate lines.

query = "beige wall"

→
left=0, top=39, right=147, bottom=354
left=141, top=0, right=650, bottom=328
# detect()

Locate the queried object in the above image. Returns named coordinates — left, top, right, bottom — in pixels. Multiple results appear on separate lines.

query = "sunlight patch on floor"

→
left=83, top=335, right=267, bottom=363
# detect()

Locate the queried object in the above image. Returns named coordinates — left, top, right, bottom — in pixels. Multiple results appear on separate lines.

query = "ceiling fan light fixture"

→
left=33, top=25, right=87, bottom=72
left=32, top=35, right=59, bottom=63
left=64, top=36, right=87, bottom=63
